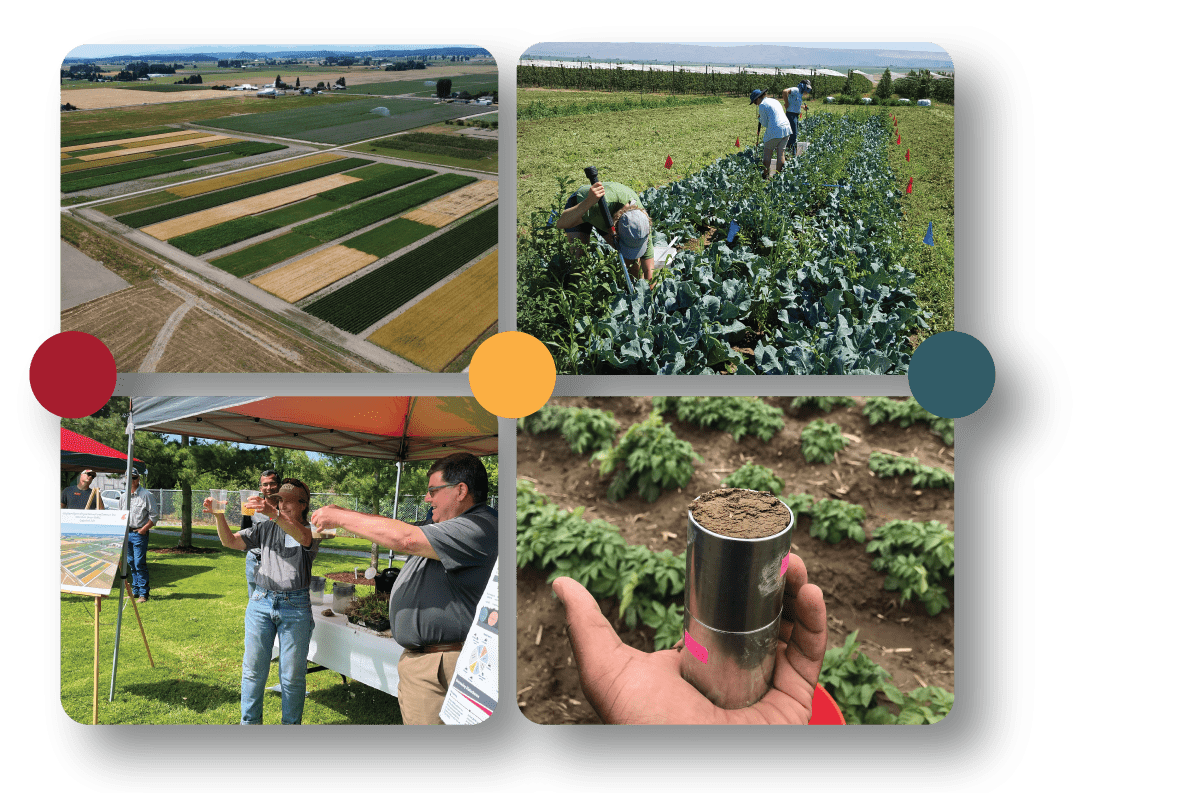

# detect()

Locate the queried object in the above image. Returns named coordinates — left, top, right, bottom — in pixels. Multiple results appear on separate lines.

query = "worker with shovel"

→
left=751, top=88, right=792, bottom=179
left=557, top=180, right=655, bottom=282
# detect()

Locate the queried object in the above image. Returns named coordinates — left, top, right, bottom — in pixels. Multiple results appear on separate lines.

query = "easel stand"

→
left=86, top=556, right=153, bottom=724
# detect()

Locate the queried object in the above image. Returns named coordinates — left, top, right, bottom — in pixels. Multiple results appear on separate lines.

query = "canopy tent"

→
left=129, top=397, right=498, bottom=461
left=61, top=428, right=144, bottom=474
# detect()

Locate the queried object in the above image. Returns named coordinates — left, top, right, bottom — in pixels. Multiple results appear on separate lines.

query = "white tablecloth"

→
left=273, top=594, right=405, bottom=696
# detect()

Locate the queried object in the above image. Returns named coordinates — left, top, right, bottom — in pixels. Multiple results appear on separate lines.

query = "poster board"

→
left=61, top=509, right=128, bottom=596
left=440, top=560, right=499, bottom=725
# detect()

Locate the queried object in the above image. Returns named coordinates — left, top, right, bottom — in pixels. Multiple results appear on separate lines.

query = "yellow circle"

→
left=469, top=332, right=556, bottom=419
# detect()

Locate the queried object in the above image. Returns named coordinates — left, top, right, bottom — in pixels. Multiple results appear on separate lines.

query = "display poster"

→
left=60, top=509, right=129, bottom=596
left=440, top=560, right=499, bottom=724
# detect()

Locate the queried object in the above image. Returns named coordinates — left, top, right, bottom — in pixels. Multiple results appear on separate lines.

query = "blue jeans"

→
left=126, top=531, right=149, bottom=598
left=786, top=111, right=799, bottom=151
left=241, top=588, right=314, bottom=725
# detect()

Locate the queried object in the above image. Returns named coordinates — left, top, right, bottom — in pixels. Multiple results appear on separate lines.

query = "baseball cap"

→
left=615, top=209, right=650, bottom=261
left=82, top=469, right=96, bottom=476
left=749, top=89, right=764, bottom=104
left=130, top=471, right=141, bottom=478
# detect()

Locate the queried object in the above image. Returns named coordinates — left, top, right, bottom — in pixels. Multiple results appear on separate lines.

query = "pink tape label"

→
left=684, top=630, right=709, bottom=664
left=780, top=554, right=789, bottom=577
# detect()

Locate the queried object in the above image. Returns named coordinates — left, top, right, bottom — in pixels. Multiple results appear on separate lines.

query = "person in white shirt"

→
left=751, top=89, right=792, bottom=179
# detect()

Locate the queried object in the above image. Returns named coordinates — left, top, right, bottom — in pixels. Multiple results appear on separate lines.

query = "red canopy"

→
left=60, top=428, right=143, bottom=473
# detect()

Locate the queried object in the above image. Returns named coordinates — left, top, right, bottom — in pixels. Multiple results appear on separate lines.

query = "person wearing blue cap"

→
left=751, top=88, right=792, bottom=179
left=783, top=80, right=812, bottom=156
left=557, top=181, right=655, bottom=281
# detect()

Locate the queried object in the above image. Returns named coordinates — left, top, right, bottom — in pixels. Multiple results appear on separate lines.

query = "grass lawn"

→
left=60, top=532, right=404, bottom=725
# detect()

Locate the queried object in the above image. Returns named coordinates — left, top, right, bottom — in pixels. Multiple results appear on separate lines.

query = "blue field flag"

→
left=924, top=221, right=934, bottom=246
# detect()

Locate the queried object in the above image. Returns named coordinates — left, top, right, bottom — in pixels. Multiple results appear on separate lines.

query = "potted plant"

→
left=345, top=592, right=391, bottom=633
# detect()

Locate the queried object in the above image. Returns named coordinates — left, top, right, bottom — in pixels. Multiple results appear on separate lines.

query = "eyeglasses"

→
left=82, top=472, right=96, bottom=477
left=426, top=483, right=457, bottom=497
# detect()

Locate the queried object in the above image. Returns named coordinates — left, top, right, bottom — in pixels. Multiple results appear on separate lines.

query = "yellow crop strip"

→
left=401, top=180, right=498, bottom=228
left=77, top=135, right=230, bottom=161
left=367, top=250, right=498, bottom=370
left=60, top=129, right=203, bottom=153
left=250, top=245, right=378, bottom=303
left=165, top=153, right=344, bottom=198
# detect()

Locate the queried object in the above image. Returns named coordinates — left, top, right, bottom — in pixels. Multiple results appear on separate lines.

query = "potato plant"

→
left=653, top=396, right=784, bottom=442
left=800, top=419, right=849, bottom=464
left=790, top=396, right=857, bottom=414
left=866, top=519, right=954, bottom=615
left=592, top=413, right=702, bottom=503
left=870, top=451, right=954, bottom=490
left=518, top=404, right=620, bottom=455
left=721, top=462, right=785, bottom=496
left=808, top=498, right=866, bottom=543
left=863, top=397, right=954, bottom=445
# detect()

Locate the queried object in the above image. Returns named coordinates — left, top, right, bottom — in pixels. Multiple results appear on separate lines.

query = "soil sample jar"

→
left=680, top=488, right=794, bottom=709
left=331, top=582, right=355, bottom=614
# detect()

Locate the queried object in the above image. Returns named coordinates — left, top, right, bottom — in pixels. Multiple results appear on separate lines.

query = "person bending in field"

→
left=751, top=88, right=792, bottom=179
left=556, top=181, right=655, bottom=282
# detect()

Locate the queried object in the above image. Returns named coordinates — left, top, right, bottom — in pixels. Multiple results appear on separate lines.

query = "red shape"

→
left=906, top=176, right=913, bottom=194
left=896, top=133, right=901, bottom=144
left=735, top=136, right=740, bottom=148
left=906, top=148, right=911, bottom=162
left=29, top=332, right=117, bottom=418
left=810, top=684, right=846, bottom=725
left=665, top=155, right=673, bottom=169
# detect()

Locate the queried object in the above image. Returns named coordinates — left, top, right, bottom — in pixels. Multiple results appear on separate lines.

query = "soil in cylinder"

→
left=689, top=488, right=791, bottom=538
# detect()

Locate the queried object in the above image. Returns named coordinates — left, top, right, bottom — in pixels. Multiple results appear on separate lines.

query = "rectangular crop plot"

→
left=203, top=98, right=488, bottom=145
left=367, top=250, right=498, bottom=371
left=342, top=217, right=437, bottom=258
left=294, top=173, right=473, bottom=242
left=209, top=232, right=322, bottom=277
left=165, top=153, right=344, bottom=198
left=251, top=245, right=378, bottom=303
left=311, top=165, right=434, bottom=205
left=141, top=173, right=360, bottom=239
left=77, top=134, right=230, bottom=161
left=402, top=180, right=498, bottom=228
left=344, top=73, right=499, bottom=96
left=307, top=206, right=498, bottom=334
left=253, top=198, right=331, bottom=227
left=374, top=131, right=498, bottom=160
left=61, top=128, right=201, bottom=152
left=61, top=141, right=286, bottom=193
left=169, top=216, right=280, bottom=256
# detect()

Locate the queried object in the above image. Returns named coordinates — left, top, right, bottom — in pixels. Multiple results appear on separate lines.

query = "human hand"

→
left=583, top=181, right=605, bottom=209
left=551, top=552, right=827, bottom=725
left=202, top=496, right=213, bottom=514
left=310, top=505, right=346, bottom=532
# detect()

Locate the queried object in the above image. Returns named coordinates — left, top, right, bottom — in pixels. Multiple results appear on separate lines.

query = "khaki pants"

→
left=396, top=650, right=460, bottom=725
left=762, top=137, right=787, bottom=175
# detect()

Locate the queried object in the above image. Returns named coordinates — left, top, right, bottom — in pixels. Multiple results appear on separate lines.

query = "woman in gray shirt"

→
left=208, top=478, right=317, bottom=724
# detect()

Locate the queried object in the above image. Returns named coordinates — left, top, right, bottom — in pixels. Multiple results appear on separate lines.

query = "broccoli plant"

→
left=800, top=419, right=849, bottom=464
left=592, top=412, right=702, bottom=503
left=653, top=396, right=784, bottom=442
left=721, top=462, right=785, bottom=495
left=866, top=519, right=954, bottom=615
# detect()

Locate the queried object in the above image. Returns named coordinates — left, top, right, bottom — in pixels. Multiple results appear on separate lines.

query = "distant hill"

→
left=62, top=47, right=491, bottom=64
left=522, top=43, right=953, bottom=70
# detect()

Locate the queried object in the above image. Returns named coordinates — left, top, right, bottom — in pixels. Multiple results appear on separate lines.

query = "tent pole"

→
left=110, top=398, right=136, bottom=701
left=389, top=461, right=402, bottom=567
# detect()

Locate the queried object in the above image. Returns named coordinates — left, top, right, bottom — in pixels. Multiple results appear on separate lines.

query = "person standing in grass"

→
left=751, top=88, right=792, bottom=179
left=556, top=181, right=655, bottom=282
left=207, top=478, right=317, bottom=726
left=120, top=471, right=157, bottom=603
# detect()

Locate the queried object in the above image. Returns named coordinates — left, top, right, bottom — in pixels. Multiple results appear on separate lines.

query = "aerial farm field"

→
left=517, top=396, right=954, bottom=725
left=60, top=56, right=499, bottom=373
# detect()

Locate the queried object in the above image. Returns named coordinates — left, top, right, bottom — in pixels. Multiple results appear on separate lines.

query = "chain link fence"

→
left=154, top=490, right=496, bottom=526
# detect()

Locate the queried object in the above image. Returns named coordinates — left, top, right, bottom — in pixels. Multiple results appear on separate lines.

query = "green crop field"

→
left=253, top=197, right=332, bottom=227
left=344, top=72, right=499, bottom=96
left=200, top=98, right=489, bottom=145
left=294, top=173, right=474, bottom=242
left=342, top=216, right=438, bottom=258
left=61, top=141, right=285, bottom=193
left=61, top=126, right=182, bottom=146
left=169, top=216, right=279, bottom=256
left=210, top=232, right=322, bottom=277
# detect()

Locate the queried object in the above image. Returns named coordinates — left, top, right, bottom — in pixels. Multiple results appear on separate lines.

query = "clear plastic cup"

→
left=209, top=489, right=228, bottom=519
left=239, top=490, right=260, bottom=516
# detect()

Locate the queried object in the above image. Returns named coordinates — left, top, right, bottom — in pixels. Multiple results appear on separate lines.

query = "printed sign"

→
left=61, top=509, right=128, bottom=596
left=440, top=560, right=499, bottom=724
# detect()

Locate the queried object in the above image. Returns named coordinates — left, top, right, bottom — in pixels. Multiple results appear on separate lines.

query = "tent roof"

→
left=130, top=397, right=498, bottom=462
left=61, top=428, right=144, bottom=474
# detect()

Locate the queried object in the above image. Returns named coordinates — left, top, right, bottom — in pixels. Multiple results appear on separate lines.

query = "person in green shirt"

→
left=556, top=181, right=655, bottom=281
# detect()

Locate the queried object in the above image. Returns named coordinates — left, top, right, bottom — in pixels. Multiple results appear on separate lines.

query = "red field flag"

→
left=896, top=133, right=901, bottom=145
left=906, top=149, right=910, bottom=162
left=665, top=155, right=673, bottom=169
left=735, top=137, right=740, bottom=148
left=906, top=176, right=913, bottom=194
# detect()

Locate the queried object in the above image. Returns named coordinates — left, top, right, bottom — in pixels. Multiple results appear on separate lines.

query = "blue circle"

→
left=908, top=332, right=995, bottom=418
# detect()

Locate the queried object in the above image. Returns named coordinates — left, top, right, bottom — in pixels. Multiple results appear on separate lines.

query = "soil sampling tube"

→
left=680, top=488, right=794, bottom=709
